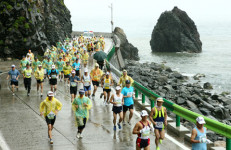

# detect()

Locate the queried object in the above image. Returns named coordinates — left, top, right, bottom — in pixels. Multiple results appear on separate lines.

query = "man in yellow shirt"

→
left=119, top=70, right=134, bottom=88
left=82, top=50, right=89, bottom=65
left=40, top=91, right=62, bottom=144
left=90, top=63, right=103, bottom=97
left=101, top=72, right=113, bottom=105
left=22, top=63, right=33, bottom=96
left=35, top=65, right=44, bottom=97
left=63, top=62, right=72, bottom=86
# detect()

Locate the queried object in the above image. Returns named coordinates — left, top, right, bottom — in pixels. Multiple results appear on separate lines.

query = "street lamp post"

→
left=110, top=3, right=114, bottom=33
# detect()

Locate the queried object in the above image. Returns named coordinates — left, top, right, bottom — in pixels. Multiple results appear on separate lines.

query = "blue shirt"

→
left=70, top=76, right=80, bottom=87
left=192, top=127, right=207, bottom=150
left=72, top=62, right=81, bottom=71
left=48, top=69, right=59, bottom=75
left=8, top=69, right=20, bottom=82
left=121, top=86, right=134, bottom=106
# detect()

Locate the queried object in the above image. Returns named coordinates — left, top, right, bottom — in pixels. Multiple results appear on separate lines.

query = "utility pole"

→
left=110, top=3, right=114, bottom=33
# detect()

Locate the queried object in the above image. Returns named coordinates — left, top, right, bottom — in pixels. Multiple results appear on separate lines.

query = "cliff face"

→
left=0, top=0, right=72, bottom=58
left=114, top=27, right=139, bottom=61
left=150, top=7, right=202, bottom=53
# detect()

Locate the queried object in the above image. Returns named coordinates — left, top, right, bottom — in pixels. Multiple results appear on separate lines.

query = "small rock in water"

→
left=203, top=82, right=213, bottom=89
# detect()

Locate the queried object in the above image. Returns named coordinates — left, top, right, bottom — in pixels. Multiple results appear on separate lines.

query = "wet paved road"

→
left=0, top=38, right=188, bottom=150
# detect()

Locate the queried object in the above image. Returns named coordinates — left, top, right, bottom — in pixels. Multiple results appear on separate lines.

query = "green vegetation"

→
left=6, top=5, right=13, bottom=11
left=23, top=38, right=27, bottom=42
left=28, top=8, right=32, bottom=12
left=18, top=16, right=25, bottom=22
left=8, top=28, right=12, bottom=32
left=29, top=20, right=32, bottom=23
left=37, top=9, right=40, bottom=13
left=0, top=40, right=4, bottom=45
left=24, top=23, right=30, bottom=29
left=17, top=3, right=20, bottom=7
left=13, top=22, right=19, bottom=29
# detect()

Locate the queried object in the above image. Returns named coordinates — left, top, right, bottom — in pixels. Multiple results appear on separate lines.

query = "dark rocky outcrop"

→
left=124, top=60, right=231, bottom=141
left=150, top=7, right=202, bottom=53
left=114, top=27, right=139, bottom=61
left=0, top=0, right=72, bottom=58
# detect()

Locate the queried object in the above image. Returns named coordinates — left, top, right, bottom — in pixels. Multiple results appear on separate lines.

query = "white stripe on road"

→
left=133, top=110, right=190, bottom=150
left=0, top=132, right=10, bottom=150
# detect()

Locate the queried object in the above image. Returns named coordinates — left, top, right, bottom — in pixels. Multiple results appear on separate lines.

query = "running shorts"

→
left=11, top=81, right=18, bottom=86
left=78, top=118, right=87, bottom=130
left=45, top=116, right=56, bottom=125
left=92, top=81, right=99, bottom=86
left=84, top=86, right=91, bottom=91
left=123, top=104, right=134, bottom=112
left=136, top=137, right=150, bottom=148
left=75, top=70, right=80, bottom=76
left=64, top=74, right=70, bottom=79
left=70, top=86, right=77, bottom=95
left=103, top=89, right=111, bottom=93
left=37, top=79, right=44, bottom=84
left=112, top=106, right=123, bottom=114
left=49, top=79, right=57, bottom=85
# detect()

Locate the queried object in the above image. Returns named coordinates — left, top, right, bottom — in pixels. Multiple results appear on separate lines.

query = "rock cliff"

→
left=150, top=7, right=202, bottom=53
left=0, top=0, right=72, bottom=58
left=114, top=27, right=139, bottom=61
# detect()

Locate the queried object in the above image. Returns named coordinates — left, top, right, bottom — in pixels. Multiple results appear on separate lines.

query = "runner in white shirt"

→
left=110, top=86, right=124, bottom=131
left=81, top=68, right=92, bottom=98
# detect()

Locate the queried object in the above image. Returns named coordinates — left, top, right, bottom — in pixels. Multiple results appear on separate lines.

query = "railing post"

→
left=176, top=115, right=180, bottom=127
left=151, top=100, right=155, bottom=108
left=227, top=138, right=231, bottom=150
left=142, top=94, right=145, bottom=104
left=135, top=89, right=138, bottom=99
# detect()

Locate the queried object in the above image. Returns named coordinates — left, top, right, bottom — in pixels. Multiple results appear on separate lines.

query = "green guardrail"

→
left=106, top=45, right=231, bottom=150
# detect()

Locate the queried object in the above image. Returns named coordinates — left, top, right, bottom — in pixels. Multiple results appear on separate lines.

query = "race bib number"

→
left=104, top=83, right=110, bottom=87
left=12, top=75, right=16, bottom=79
left=47, top=112, right=55, bottom=119
left=51, top=75, right=56, bottom=79
left=127, top=92, right=133, bottom=97
left=27, top=73, right=31, bottom=76
left=155, top=122, right=163, bottom=128
left=71, top=82, right=77, bottom=87
left=142, top=130, right=150, bottom=138
left=94, top=75, right=98, bottom=80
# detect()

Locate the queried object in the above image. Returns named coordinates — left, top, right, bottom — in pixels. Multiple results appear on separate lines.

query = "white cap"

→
left=157, top=97, right=164, bottom=102
left=115, top=86, right=121, bottom=90
left=196, top=116, right=206, bottom=124
left=71, top=70, right=76, bottom=74
left=95, top=63, right=99, bottom=67
left=140, top=110, right=148, bottom=117
left=38, top=64, right=42, bottom=67
left=52, top=65, right=55, bottom=69
left=84, top=68, right=88, bottom=72
left=106, top=72, right=110, bottom=75
left=47, top=91, right=54, bottom=97
left=11, top=64, right=15, bottom=68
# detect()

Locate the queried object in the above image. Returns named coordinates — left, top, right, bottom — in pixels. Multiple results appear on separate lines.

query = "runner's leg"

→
left=154, top=129, right=160, bottom=147
left=107, top=91, right=111, bottom=103
left=119, top=112, right=123, bottom=123
left=129, top=108, right=134, bottom=122
left=113, top=112, right=117, bottom=126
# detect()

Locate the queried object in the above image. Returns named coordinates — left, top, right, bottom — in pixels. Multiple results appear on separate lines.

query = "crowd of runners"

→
left=6, top=34, right=208, bottom=150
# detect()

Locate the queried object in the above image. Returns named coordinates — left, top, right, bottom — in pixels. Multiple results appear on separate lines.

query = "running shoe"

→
left=123, top=122, right=126, bottom=125
left=50, top=139, right=53, bottom=144
left=76, top=133, right=80, bottom=138
left=100, top=93, right=103, bottom=99
left=92, top=94, right=95, bottom=97
left=54, top=92, right=56, bottom=96
left=159, top=139, right=162, bottom=144
left=117, top=123, right=121, bottom=129
left=156, top=146, right=160, bottom=150
left=80, top=134, right=83, bottom=138
left=41, top=93, right=43, bottom=97
left=67, top=84, right=70, bottom=87
left=113, top=126, right=116, bottom=131
left=12, top=93, right=15, bottom=96
left=27, top=93, right=30, bottom=96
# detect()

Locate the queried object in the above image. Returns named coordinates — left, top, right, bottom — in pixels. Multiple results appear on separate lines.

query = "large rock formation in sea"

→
left=150, top=7, right=202, bottom=53
left=0, top=0, right=72, bottom=58
left=114, top=27, right=139, bottom=61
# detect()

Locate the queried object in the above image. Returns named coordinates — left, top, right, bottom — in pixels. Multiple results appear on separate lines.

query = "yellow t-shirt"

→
left=23, top=69, right=32, bottom=78
left=35, top=69, right=44, bottom=80
left=90, top=69, right=103, bottom=81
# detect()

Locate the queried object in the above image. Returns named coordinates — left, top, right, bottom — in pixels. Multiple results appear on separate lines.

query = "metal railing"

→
left=106, top=44, right=231, bottom=150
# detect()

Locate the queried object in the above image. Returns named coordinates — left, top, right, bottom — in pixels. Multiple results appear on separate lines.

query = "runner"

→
left=81, top=69, right=92, bottom=98
left=70, top=70, right=81, bottom=102
left=34, top=64, right=44, bottom=97
left=63, top=61, right=72, bottom=86
left=48, top=65, right=59, bottom=95
left=46, top=57, right=53, bottom=77
left=118, top=70, right=134, bottom=88
left=191, top=116, right=208, bottom=150
left=22, top=63, right=32, bottom=96
left=110, top=86, right=123, bottom=131
left=72, top=58, right=81, bottom=77
left=72, top=89, right=92, bottom=138
left=32, top=57, right=41, bottom=72
left=56, top=57, right=65, bottom=82
left=40, top=91, right=62, bottom=144
left=28, top=50, right=34, bottom=61
left=82, top=50, right=89, bottom=66
left=121, top=80, right=134, bottom=125
left=20, top=56, right=29, bottom=72
left=6, top=65, right=20, bottom=95
left=90, top=63, right=103, bottom=97
left=42, top=56, right=48, bottom=79
left=101, top=72, right=113, bottom=105
left=133, top=110, right=153, bottom=150
left=149, top=97, right=167, bottom=150
left=26, top=53, right=32, bottom=64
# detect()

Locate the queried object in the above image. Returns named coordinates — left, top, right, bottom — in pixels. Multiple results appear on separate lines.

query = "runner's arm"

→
left=149, top=108, right=156, bottom=126
left=6, top=74, right=9, bottom=80
left=132, top=122, right=141, bottom=135
left=55, top=99, right=62, bottom=111
left=164, top=107, right=168, bottom=126
left=110, top=94, right=115, bottom=104
left=39, top=101, right=45, bottom=116
left=190, top=129, right=200, bottom=143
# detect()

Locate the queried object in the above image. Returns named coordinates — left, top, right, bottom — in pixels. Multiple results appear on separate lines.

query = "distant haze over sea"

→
left=65, top=0, right=231, bottom=93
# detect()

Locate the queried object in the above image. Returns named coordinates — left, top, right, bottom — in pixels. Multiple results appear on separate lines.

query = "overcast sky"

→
left=64, top=0, right=231, bottom=32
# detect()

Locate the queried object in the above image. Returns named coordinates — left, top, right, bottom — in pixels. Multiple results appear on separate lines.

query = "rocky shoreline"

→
left=124, top=60, right=231, bottom=141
